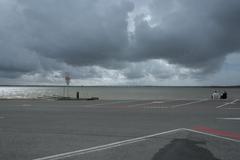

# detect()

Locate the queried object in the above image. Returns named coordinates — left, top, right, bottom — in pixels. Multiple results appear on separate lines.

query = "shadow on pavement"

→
left=152, top=139, right=220, bottom=160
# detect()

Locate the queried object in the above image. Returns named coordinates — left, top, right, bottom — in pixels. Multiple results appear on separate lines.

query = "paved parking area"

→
left=0, top=99, right=239, bottom=160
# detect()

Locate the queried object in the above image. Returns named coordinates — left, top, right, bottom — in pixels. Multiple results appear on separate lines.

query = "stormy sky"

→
left=0, top=0, right=240, bottom=85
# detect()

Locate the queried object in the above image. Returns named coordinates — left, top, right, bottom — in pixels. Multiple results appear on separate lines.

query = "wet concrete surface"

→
left=0, top=99, right=239, bottom=160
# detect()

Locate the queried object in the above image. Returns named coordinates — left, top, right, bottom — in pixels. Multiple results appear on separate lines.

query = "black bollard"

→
left=76, top=92, right=79, bottom=99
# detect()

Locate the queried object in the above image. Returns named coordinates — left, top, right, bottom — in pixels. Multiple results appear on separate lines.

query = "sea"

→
left=0, top=86, right=239, bottom=100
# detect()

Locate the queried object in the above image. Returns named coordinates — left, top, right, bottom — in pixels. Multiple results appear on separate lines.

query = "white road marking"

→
left=33, top=128, right=183, bottom=160
left=216, top=99, right=239, bottom=108
left=33, top=127, right=240, bottom=160
left=87, top=101, right=164, bottom=108
left=183, top=128, right=240, bottom=143
left=82, top=100, right=135, bottom=107
left=127, top=101, right=168, bottom=108
left=152, top=101, right=165, bottom=104
left=83, top=101, right=154, bottom=108
left=171, top=99, right=208, bottom=108
left=20, top=104, right=32, bottom=107
left=230, top=99, right=239, bottom=104
left=224, top=108, right=240, bottom=110
left=145, top=106, right=169, bottom=109
left=217, top=118, right=240, bottom=120
left=126, top=102, right=156, bottom=108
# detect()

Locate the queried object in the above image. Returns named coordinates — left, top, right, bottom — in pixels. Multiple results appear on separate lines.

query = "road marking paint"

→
left=191, top=126, right=240, bottom=141
left=217, top=118, right=240, bottom=120
left=82, top=100, right=135, bottom=107
left=84, top=101, right=154, bottom=108
left=185, top=128, right=240, bottom=142
left=33, top=128, right=183, bottom=160
left=152, top=101, right=165, bottom=104
left=126, top=102, right=156, bottom=108
left=145, top=106, right=169, bottom=109
left=126, top=101, right=168, bottom=108
left=224, top=108, right=240, bottom=110
left=216, top=99, right=239, bottom=108
left=171, top=99, right=208, bottom=108
left=20, top=104, right=32, bottom=107
left=230, top=99, right=239, bottom=104
left=33, top=127, right=240, bottom=160
left=105, top=101, right=165, bottom=108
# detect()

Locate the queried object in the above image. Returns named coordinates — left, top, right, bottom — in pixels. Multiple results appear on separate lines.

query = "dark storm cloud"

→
left=21, top=0, right=133, bottom=67
left=131, top=0, right=240, bottom=73
left=0, top=0, right=240, bottom=81
left=0, top=0, right=134, bottom=77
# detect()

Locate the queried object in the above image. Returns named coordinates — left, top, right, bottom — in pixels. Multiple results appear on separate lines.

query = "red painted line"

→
left=193, top=126, right=240, bottom=140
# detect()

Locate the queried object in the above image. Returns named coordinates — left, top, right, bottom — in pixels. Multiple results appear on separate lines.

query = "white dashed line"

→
left=144, top=99, right=207, bottom=109
left=171, top=99, right=208, bottom=108
left=224, top=108, right=240, bottom=110
left=151, top=101, right=165, bottom=104
left=82, top=101, right=135, bottom=107
left=216, top=99, right=239, bottom=108
left=126, top=102, right=156, bottom=108
left=145, top=106, right=169, bottom=109
left=183, top=128, right=240, bottom=143
left=20, top=104, right=32, bottom=107
left=217, top=118, right=240, bottom=120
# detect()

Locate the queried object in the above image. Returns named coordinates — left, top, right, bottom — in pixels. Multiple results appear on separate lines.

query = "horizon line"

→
left=0, top=85, right=240, bottom=88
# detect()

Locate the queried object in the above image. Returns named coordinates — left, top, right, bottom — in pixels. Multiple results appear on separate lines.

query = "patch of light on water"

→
left=0, top=87, right=63, bottom=99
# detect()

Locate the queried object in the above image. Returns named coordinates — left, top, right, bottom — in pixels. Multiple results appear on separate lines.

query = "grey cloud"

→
left=0, top=0, right=134, bottom=76
left=0, top=0, right=240, bottom=83
left=0, top=46, right=40, bottom=75
left=131, top=0, right=240, bottom=73
left=22, top=0, right=134, bottom=67
left=122, top=60, right=197, bottom=80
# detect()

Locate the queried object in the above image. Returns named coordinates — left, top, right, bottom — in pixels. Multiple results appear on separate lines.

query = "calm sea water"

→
left=0, top=86, right=239, bottom=100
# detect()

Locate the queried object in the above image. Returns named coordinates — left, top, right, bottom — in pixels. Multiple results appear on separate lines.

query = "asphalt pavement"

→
left=0, top=98, right=239, bottom=160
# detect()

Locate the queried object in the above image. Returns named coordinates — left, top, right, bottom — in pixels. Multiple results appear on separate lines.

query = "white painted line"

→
left=83, top=101, right=153, bottom=108
left=230, top=99, right=239, bottom=104
left=183, top=128, right=240, bottom=143
left=126, top=101, right=168, bottom=108
left=33, top=127, right=240, bottom=160
left=82, top=100, right=135, bottom=107
left=20, top=104, right=32, bottom=107
left=171, top=99, right=208, bottom=108
left=224, top=108, right=240, bottom=110
left=126, top=102, right=156, bottom=108
left=216, top=99, right=239, bottom=109
left=152, top=101, right=165, bottom=104
left=217, top=118, right=240, bottom=120
left=145, top=106, right=169, bottom=109
left=33, top=128, right=183, bottom=160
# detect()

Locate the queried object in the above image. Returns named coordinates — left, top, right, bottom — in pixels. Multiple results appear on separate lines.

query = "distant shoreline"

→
left=0, top=85, right=240, bottom=88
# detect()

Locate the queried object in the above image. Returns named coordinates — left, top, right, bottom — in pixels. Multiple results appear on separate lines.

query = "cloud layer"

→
left=0, top=0, right=240, bottom=85
left=131, top=0, right=240, bottom=72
